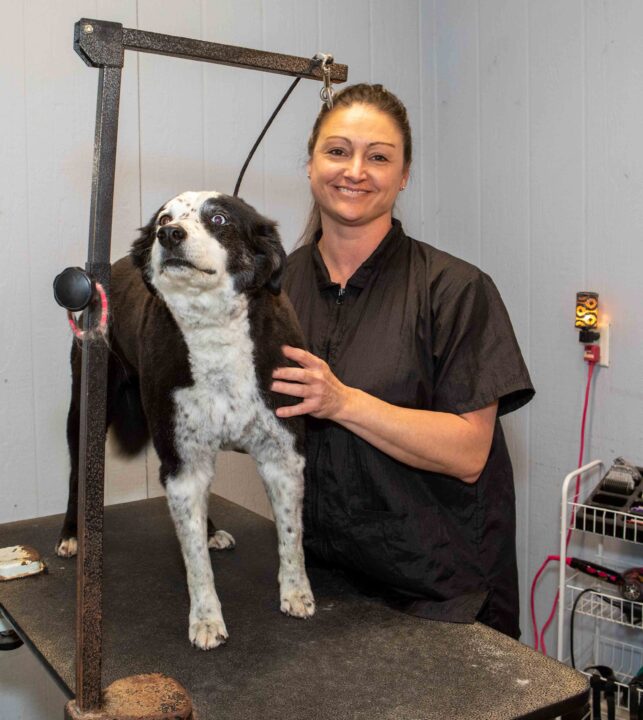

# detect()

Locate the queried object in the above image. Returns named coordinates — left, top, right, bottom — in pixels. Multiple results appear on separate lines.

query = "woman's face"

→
left=307, top=103, right=409, bottom=231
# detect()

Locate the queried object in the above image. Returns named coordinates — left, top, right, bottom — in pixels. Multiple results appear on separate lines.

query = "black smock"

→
left=283, top=219, right=534, bottom=639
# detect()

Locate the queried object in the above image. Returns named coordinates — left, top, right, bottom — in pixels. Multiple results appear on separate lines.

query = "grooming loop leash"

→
left=67, top=282, right=108, bottom=340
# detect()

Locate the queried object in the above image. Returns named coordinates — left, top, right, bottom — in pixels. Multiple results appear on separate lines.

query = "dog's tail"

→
left=109, top=378, right=150, bottom=456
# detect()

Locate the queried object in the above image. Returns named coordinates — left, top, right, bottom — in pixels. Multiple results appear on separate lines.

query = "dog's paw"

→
left=207, top=530, right=235, bottom=551
left=189, top=618, right=229, bottom=650
left=55, top=537, right=78, bottom=558
left=280, top=589, right=316, bottom=619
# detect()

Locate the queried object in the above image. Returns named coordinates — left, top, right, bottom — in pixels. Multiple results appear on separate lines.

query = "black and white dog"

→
left=56, top=191, right=315, bottom=649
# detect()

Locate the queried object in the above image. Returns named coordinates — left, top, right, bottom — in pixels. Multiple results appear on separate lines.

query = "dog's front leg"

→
left=257, top=451, right=315, bottom=619
left=165, top=468, right=228, bottom=649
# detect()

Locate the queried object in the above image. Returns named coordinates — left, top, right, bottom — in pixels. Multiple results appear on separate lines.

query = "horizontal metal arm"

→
left=75, top=18, right=348, bottom=82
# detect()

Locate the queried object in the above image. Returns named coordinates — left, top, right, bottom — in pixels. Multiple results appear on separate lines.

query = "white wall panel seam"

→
left=369, top=0, right=373, bottom=84
left=524, top=0, right=533, bottom=639
left=22, top=1, right=41, bottom=516
left=476, top=0, right=482, bottom=268
left=134, top=0, right=150, bottom=497
left=201, top=0, right=205, bottom=190
left=582, top=0, right=588, bottom=288
left=523, top=0, right=533, bottom=646
left=317, top=0, right=322, bottom=63
left=135, top=10, right=143, bottom=238
left=261, top=2, right=266, bottom=212
left=417, top=0, right=423, bottom=236
left=433, top=0, right=440, bottom=248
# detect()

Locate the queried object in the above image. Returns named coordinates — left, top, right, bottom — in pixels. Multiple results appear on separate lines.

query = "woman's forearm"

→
left=271, top=346, right=498, bottom=483
left=334, top=386, right=497, bottom=483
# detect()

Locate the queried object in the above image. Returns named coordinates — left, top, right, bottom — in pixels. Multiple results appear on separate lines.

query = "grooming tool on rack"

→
left=574, top=458, right=643, bottom=542
left=622, top=568, right=643, bottom=602
left=567, top=557, right=624, bottom=587
left=601, top=458, right=641, bottom=494
left=567, top=557, right=643, bottom=602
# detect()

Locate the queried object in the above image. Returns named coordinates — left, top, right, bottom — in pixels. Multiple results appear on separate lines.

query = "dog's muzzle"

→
left=157, top=225, right=218, bottom=276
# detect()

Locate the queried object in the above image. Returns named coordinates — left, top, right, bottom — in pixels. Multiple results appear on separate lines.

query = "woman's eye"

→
left=212, top=214, right=227, bottom=226
left=371, top=154, right=389, bottom=162
left=328, top=148, right=347, bottom=156
left=159, top=214, right=172, bottom=226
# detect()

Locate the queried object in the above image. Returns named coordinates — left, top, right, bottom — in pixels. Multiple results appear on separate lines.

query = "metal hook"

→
left=314, top=52, right=335, bottom=109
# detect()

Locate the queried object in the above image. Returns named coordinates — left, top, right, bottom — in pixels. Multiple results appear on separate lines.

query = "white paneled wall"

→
left=2, top=8, right=643, bottom=715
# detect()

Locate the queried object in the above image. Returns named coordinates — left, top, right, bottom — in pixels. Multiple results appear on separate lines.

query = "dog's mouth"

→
left=162, top=257, right=217, bottom=275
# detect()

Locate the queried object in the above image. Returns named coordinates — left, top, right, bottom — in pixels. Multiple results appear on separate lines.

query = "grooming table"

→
left=0, top=497, right=588, bottom=719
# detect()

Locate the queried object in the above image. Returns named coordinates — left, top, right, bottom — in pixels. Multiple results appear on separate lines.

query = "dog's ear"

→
left=252, top=219, right=286, bottom=296
left=130, top=211, right=158, bottom=275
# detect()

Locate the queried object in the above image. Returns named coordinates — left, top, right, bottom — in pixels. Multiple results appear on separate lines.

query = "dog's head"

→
left=131, top=191, right=286, bottom=298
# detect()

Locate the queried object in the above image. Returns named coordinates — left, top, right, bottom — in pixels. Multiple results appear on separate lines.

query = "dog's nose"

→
left=157, top=224, right=187, bottom=249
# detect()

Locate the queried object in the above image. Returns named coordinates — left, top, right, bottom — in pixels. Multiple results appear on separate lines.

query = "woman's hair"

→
left=298, top=83, right=413, bottom=245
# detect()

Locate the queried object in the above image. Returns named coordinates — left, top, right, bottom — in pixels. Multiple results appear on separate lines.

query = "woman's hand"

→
left=271, top=346, right=352, bottom=420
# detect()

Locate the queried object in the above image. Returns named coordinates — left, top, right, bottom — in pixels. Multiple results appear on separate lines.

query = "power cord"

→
left=233, top=53, right=335, bottom=198
left=531, top=357, right=597, bottom=654
left=233, top=76, right=301, bottom=198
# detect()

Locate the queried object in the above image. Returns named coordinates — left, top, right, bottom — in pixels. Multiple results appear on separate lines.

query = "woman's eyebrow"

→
left=322, top=135, right=351, bottom=143
left=322, top=135, right=397, bottom=148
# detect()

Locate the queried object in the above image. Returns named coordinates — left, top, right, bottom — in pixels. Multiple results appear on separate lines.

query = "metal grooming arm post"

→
left=62, top=18, right=347, bottom=718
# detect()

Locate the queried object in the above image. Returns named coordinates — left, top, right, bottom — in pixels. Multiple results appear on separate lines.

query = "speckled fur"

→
left=57, top=191, right=314, bottom=649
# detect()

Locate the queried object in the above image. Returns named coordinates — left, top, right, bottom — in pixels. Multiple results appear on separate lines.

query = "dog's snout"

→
left=157, top=224, right=187, bottom=249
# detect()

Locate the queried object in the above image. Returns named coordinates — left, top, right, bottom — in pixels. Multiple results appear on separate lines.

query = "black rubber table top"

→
left=0, top=496, right=588, bottom=719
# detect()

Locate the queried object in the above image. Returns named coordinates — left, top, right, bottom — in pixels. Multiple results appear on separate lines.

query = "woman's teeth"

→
left=337, top=187, right=367, bottom=195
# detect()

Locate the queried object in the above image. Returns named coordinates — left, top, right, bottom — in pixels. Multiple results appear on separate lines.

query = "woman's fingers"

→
left=270, top=379, right=311, bottom=398
left=271, top=366, right=308, bottom=383
left=275, top=400, right=316, bottom=419
left=280, top=345, right=323, bottom=368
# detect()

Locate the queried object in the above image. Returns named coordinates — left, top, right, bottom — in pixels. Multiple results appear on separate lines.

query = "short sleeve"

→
left=430, top=264, right=534, bottom=417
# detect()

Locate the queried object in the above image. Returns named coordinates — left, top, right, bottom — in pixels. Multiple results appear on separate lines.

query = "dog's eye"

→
left=211, top=214, right=227, bottom=226
left=159, top=214, right=172, bottom=226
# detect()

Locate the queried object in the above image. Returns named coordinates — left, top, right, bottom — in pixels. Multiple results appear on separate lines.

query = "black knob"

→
left=53, top=267, right=94, bottom=311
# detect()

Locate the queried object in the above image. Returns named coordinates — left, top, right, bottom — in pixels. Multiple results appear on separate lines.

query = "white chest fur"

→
left=166, top=286, right=274, bottom=468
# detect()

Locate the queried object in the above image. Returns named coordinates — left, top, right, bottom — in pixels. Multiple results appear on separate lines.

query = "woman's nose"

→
left=344, top=155, right=366, bottom=181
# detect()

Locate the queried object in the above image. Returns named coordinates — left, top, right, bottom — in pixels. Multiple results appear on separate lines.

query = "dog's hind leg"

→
left=206, top=516, right=235, bottom=551
left=56, top=344, right=144, bottom=558
left=165, top=466, right=228, bottom=650
left=56, top=343, right=82, bottom=557
left=56, top=402, right=80, bottom=557
left=255, top=444, right=315, bottom=619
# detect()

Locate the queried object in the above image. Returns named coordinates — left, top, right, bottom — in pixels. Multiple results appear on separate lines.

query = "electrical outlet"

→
left=598, top=322, right=610, bottom=368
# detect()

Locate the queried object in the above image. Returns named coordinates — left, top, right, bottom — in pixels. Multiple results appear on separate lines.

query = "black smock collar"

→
left=311, top=218, right=406, bottom=290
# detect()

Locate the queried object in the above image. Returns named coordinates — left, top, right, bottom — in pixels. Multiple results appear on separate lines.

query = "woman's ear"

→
left=400, top=166, right=410, bottom=191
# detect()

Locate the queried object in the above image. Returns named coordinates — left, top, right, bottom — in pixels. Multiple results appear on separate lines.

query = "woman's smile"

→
left=334, top=185, right=371, bottom=197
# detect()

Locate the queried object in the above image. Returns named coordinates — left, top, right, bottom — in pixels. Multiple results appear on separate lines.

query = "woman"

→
left=271, top=83, right=534, bottom=639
